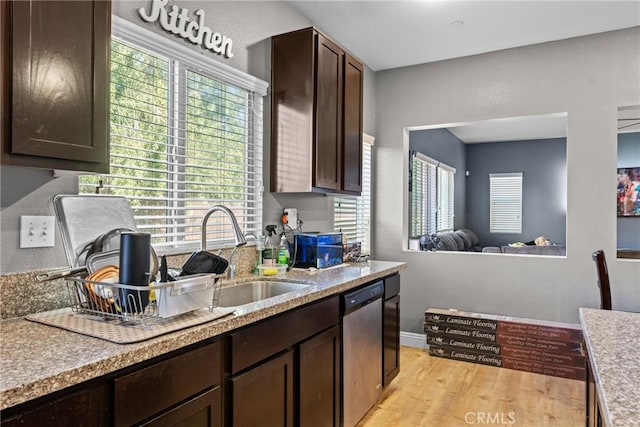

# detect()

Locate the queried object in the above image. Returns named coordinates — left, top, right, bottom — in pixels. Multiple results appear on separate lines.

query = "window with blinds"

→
left=334, top=136, right=373, bottom=254
left=489, top=172, right=523, bottom=234
left=410, top=152, right=455, bottom=237
left=79, top=21, right=265, bottom=252
left=437, top=164, right=455, bottom=233
left=410, top=154, right=436, bottom=237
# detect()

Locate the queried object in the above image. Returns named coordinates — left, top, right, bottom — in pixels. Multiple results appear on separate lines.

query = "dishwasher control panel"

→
left=342, top=281, right=384, bottom=314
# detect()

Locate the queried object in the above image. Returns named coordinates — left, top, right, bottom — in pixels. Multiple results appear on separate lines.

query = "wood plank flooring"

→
left=359, top=346, right=585, bottom=427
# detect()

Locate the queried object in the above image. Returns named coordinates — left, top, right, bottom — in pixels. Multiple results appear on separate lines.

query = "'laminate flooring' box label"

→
left=424, top=308, right=583, bottom=343
left=428, top=345, right=586, bottom=380
left=427, top=335, right=501, bottom=354
left=424, top=310, right=497, bottom=331
left=429, top=344, right=502, bottom=367
left=426, top=334, right=583, bottom=357
left=424, top=323, right=498, bottom=342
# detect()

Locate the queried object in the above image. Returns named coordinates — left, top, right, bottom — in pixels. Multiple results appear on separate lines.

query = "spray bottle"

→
left=263, top=225, right=278, bottom=265
left=254, top=235, right=265, bottom=273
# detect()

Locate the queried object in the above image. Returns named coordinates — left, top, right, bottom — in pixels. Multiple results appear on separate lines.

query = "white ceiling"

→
left=411, top=107, right=639, bottom=143
left=287, top=0, right=640, bottom=72
left=445, top=113, right=568, bottom=143
left=288, top=1, right=640, bottom=142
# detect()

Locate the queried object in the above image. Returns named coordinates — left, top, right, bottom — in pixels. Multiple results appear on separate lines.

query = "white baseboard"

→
left=400, top=331, right=426, bottom=349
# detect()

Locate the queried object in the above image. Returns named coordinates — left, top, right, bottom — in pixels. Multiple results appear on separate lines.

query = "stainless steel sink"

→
left=216, top=281, right=311, bottom=307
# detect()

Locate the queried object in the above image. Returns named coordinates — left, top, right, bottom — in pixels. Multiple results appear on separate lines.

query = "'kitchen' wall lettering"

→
left=139, top=0, right=234, bottom=58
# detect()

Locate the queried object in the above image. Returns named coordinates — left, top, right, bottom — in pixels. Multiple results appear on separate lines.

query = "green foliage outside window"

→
left=80, top=39, right=256, bottom=248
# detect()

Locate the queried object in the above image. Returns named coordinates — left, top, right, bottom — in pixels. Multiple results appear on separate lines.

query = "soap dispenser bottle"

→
left=277, top=234, right=290, bottom=267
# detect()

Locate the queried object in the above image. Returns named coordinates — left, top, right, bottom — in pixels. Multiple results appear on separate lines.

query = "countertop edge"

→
left=1, top=261, right=406, bottom=410
left=579, top=307, right=640, bottom=427
left=579, top=308, right=613, bottom=427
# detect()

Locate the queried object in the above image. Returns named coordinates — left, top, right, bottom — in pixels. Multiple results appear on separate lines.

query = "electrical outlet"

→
left=283, top=208, right=298, bottom=229
left=20, top=216, right=55, bottom=248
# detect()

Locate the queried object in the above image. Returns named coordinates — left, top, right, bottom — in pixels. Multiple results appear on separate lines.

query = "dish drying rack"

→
left=65, top=272, right=226, bottom=327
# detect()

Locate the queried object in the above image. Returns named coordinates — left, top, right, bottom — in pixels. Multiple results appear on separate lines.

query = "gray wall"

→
left=409, top=128, right=466, bottom=230
left=375, top=27, right=640, bottom=333
left=466, top=138, right=567, bottom=247
left=617, top=132, right=640, bottom=249
left=1, top=1, right=377, bottom=273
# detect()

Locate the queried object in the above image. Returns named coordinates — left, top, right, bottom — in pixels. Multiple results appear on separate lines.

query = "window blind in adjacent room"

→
left=489, top=172, right=523, bottom=234
left=410, top=153, right=438, bottom=237
left=436, top=163, right=455, bottom=233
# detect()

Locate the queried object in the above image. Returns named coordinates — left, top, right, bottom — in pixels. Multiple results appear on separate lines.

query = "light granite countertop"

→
left=579, top=308, right=640, bottom=427
left=0, top=260, right=405, bottom=411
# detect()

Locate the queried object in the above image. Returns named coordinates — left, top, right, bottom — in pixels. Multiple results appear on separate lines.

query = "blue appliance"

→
left=294, top=232, right=344, bottom=269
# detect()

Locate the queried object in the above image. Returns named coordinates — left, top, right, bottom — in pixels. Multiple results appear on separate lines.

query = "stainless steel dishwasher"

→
left=342, top=280, right=384, bottom=427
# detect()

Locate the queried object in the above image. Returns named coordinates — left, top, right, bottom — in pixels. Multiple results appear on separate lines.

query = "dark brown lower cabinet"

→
left=227, top=296, right=340, bottom=427
left=1, top=340, right=222, bottom=427
left=230, top=350, right=294, bottom=427
left=383, top=294, right=400, bottom=386
left=299, top=326, right=340, bottom=427
left=383, top=273, right=401, bottom=386
left=142, top=387, right=221, bottom=427
left=0, top=383, right=110, bottom=427
left=585, top=352, right=603, bottom=427
left=114, top=341, right=221, bottom=426
left=3, top=287, right=395, bottom=427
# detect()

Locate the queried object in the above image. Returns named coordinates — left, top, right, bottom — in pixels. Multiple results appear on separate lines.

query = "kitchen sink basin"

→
left=216, top=281, right=311, bottom=307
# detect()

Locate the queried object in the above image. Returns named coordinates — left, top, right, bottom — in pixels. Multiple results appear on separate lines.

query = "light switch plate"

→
left=20, top=216, right=55, bottom=248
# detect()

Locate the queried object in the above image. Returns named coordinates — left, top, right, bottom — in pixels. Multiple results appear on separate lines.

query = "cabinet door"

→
left=1, top=383, right=110, bottom=427
left=270, top=28, right=315, bottom=193
left=342, top=54, right=363, bottom=194
left=141, top=387, right=221, bottom=427
left=231, top=350, right=294, bottom=427
left=314, top=34, right=343, bottom=191
left=299, top=326, right=340, bottom=427
left=8, top=0, right=110, bottom=172
left=383, top=294, right=401, bottom=386
left=114, top=341, right=221, bottom=426
left=230, top=295, right=339, bottom=375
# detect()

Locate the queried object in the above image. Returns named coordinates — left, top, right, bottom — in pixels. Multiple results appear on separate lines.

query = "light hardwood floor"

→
left=359, top=346, right=585, bottom=427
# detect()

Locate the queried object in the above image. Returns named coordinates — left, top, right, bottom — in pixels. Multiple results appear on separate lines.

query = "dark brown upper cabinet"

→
left=271, top=27, right=363, bottom=195
left=342, top=53, right=364, bottom=193
left=1, top=0, right=111, bottom=173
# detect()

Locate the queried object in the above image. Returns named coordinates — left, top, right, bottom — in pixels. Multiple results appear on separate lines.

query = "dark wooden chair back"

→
left=592, top=250, right=612, bottom=310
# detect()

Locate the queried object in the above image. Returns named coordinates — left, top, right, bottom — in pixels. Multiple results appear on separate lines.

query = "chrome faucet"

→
left=201, top=205, right=247, bottom=279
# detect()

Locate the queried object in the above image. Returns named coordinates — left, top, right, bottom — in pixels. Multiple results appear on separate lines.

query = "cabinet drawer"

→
left=230, top=296, right=339, bottom=374
left=384, top=273, right=400, bottom=299
left=114, top=341, right=221, bottom=426
left=141, top=387, right=221, bottom=427
left=1, top=383, right=110, bottom=427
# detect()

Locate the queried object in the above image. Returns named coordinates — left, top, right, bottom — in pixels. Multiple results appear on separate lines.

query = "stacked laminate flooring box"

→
left=424, top=308, right=585, bottom=380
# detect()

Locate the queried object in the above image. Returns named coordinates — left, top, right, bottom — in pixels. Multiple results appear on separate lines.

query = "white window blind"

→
left=489, top=172, right=523, bottom=234
left=334, top=135, right=373, bottom=254
left=410, top=154, right=437, bottom=237
left=437, top=164, right=455, bottom=233
left=410, top=152, right=454, bottom=237
left=79, top=19, right=266, bottom=252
